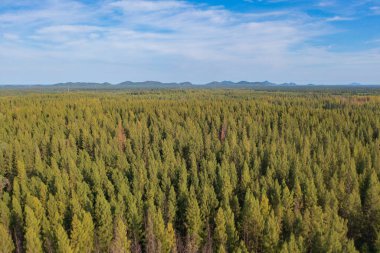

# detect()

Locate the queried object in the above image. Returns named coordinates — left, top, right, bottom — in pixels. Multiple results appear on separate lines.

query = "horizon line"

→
left=1, top=80, right=380, bottom=86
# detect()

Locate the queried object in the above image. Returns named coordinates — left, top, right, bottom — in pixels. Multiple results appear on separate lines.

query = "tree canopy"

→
left=0, top=89, right=379, bottom=252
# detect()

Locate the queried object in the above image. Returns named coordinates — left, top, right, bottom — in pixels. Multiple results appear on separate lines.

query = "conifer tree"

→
left=185, top=187, right=202, bottom=253
left=0, top=223, right=15, bottom=253
left=111, top=216, right=130, bottom=253
left=70, top=212, right=94, bottom=253
left=0, top=199, right=11, bottom=231
left=214, top=207, right=227, bottom=253
left=224, top=206, right=239, bottom=252
left=165, top=222, right=177, bottom=253
left=166, top=186, right=177, bottom=224
left=362, top=171, right=380, bottom=251
left=145, top=206, right=157, bottom=253
left=34, top=147, right=44, bottom=176
left=126, top=194, right=143, bottom=252
left=24, top=206, right=43, bottom=253
left=280, top=234, right=303, bottom=253
left=263, top=211, right=280, bottom=253
left=55, top=224, right=73, bottom=253
left=153, top=209, right=167, bottom=252
left=95, top=191, right=113, bottom=252
left=240, top=161, right=250, bottom=192
left=240, top=190, right=264, bottom=252
left=82, top=212, right=95, bottom=252
left=11, top=193, right=24, bottom=252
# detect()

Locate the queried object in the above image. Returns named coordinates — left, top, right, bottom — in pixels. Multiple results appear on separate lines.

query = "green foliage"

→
left=0, top=223, right=15, bottom=253
left=24, top=205, right=43, bottom=253
left=0, top=90, right=379, bottom=252
left=185, top=187, right=202, bottom=252
left=70, top=212, right=94, bottom=253
left=55, top=224, right=73, bottom=253
left=214, top=207, right=227, bottom=253
left=95, top=191, right=113, bottom=252
left=240, top=190, right=264, bottom=252
left=110, top=216, right=130, bottom=253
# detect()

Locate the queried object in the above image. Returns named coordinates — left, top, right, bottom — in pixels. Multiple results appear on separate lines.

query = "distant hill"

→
left=53, top=82, right=113, bottom=90
left=0, top=81, right=379, bottom=91
left=117, top=81, right=193, bottom=88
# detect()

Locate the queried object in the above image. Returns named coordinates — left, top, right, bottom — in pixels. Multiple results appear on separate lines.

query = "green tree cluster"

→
left=0, top=90, right=379, bottom=252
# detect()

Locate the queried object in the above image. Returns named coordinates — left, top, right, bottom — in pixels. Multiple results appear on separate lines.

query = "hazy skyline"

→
left=1, top=0, right=380, bottom=85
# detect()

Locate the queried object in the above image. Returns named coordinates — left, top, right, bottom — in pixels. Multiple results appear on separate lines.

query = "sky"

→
left=0, top=0, right=380, bottom=85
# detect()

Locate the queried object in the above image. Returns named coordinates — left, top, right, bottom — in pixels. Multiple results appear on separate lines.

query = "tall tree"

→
left=70, top=213, right=94, bottom=253
left=55, top=224, right=73, bottom=253
left=110, top=216, right=130, bottom=253
left=362, top=172, right=380, bottom=251
left=214, top=207, right=227, bottom=253
left=240, top=190, right=264, bottom=252
left=95, top=191, right=113, bottom=252
left=185, top=187, right=202, bottom=253
left=0, top=223, right=15, bottom=253
left=24, top=206, right=43, bottom=253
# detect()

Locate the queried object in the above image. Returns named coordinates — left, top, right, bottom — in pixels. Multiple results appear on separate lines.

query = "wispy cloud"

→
left=371, top=6, right=380, bottom=15
left=0, top=0, right=379, bottom=84
left=317, top=1, right=335, bottom=7
left=325, top=16, right=354, bottom=22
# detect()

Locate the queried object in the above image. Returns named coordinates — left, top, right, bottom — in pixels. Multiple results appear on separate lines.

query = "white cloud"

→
left=318, top=1, right=335, bottom=7
left=110, top=0, right=189, bottom=12
left=325, top=16, right=354, bottom=22
left=0, top=0, right=379, bottom=84
left=2, top=33, right=20, bottom=41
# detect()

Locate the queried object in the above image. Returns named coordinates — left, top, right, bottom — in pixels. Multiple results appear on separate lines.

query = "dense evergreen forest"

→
left=0, top=90, right=379, bottom=253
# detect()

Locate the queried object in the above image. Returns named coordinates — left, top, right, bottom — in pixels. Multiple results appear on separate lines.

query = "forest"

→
left=0, top=89, right=379, bottom=253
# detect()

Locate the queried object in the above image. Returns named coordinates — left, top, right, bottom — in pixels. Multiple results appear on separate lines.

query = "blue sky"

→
left=0, top=0, right=379, bottom=84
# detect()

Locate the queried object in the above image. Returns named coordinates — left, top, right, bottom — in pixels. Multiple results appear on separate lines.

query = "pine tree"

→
left=224, top=206, right=239, bottom=252
left=34, top=147, right=44, bottom=176
left=240, top=190, right=264, bottom=252
left=185, top=187, right=202, bottom=253
left=166, top=186, right=177, bottom=224
left=126, top=194, right=143, bottom=252
left=55, top=224, right=73, bottom=253
left=82, top=212, right=95, bottom=252
left=240, top=161, right=250, bottom=192
left=281, top=184, right=294, bottom=237
left=153, top=209, right=167, bottom=253
left=25, top=206, right=43, bottom=253
left=111, top=216, right=130, bottom=253
left=70, top=214, right=85, bottom=253
left=362, top=171, right=380, bottom=251
left=279, top=234, right=303, bottom=253
left=0, top=223, right=15, bottom=253
left=95, top=191, right=113, bottom=252
left=25, top=195, right=44, bottom=231
left=11, top=193, right=24, bottom=253
left=70, top=212, right=94, bottom=253
left=165, top=222, right=177, bottom=253
left=0, top=199, right=11, bottom=230
left=214, top=207, right=227, bottom=253
left=304, top=179, right=317, bottom=209
left=145, top=205, right=157, bottom=253
left=263, top=211, right=280, bottom=253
